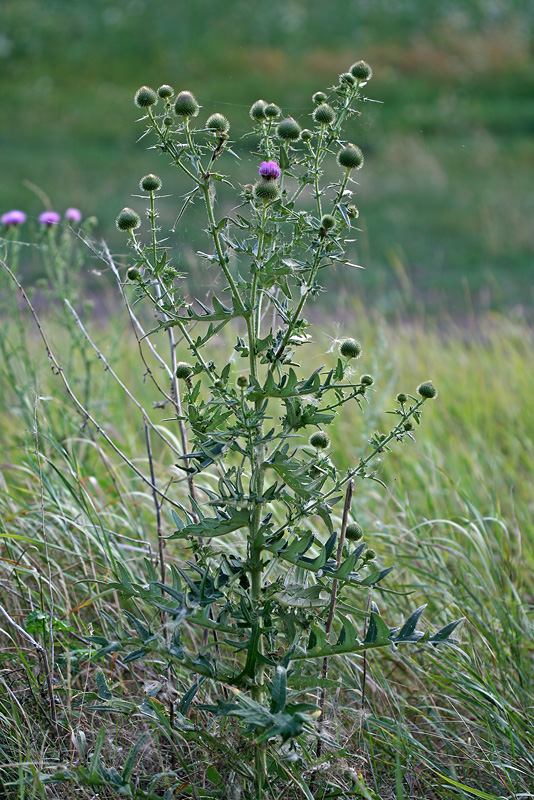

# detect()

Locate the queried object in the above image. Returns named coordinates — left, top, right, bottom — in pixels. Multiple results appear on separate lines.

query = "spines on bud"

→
left=140, top=174, right=162, bottom=192
left=417, top=381, right=438, bottom=399
left=340, top=338, right=362, bottom=359
left=134, top=86, right=157, bottom=108
left=276, top=117, right=301, bottom=141
left=350, top=60, right=373, bottom=82
left=116, top=208, right=141, bottom=231
left=309, top=431, right=330, bottom=450
left=337, top=144, right=364, bottom=170
left=206, top=113, right=230, bottom=133
left=174, top=91, right=199, bottom=117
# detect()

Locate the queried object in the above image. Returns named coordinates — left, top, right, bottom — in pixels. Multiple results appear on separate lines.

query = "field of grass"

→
left=2, top=0, right=534, bottom=311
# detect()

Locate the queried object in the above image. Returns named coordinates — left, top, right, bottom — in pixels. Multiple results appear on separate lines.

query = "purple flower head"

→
left=1, top=210, right=27, bottom=227
left=259, top=160, right=281, bottom=181
left=39, top=211, right=61, bottom=226
left=65, top=207, right=82, bottom=224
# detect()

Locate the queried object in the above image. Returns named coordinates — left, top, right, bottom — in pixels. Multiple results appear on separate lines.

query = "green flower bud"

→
left=264, top=103, right=281, bottom=118
left=340, top=338, right=362, bottom=359
left=116, top=207, right=140, bottom=231
left=337, top=144, right=364, bottom=170
left=396, top=393, right=407, bottom=404
left=417, top=381, right=437, bottom=399
left=360, top=374, right=374, bottom=386
left=236, top=375, right=248, bottom=388
left=140, top=174, right=162, bottom=192
left=404, top=421, right=414, bottom=431
left=339, top=72, right=356, bottom=86
left=134, top=86, right=157, bottom=108
left=364, top=548, right=376, bottom=561
left=312, top=91, right=328, bottom=105
left=175, top=362, right=193, bottom=380
left=347, top=205, right=359, bottom=219
left=158, top=84, right=174, bottom=99
left=350, top=60, right=373, bottom=82
left=277, top=117, right=301, bottom=141
left=313, top=103, right=336, bottom=125
left=253, top=180, right=280, bottom=203
left=321, top=214, right=336, bottom=230
left=309, top=431, right=330, bottom=450
left=345, top=523, right=363, bottom=541
left=250, top=99, right=268, bottom=121
left=301, top=129, right=313, bottom=142
left=206, top=113, right=230, bottom=133
left=127, top=266, right=140, bottom=280
left=174, top=90, right=199, bottom=117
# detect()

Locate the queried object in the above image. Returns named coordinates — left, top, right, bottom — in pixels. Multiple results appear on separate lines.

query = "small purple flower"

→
left=39, top=211, right=61, bottom=226
left=1, top=210, right=27, bottom=227
left=65, top=207, right=82, bottom=224
left=259, top=160, right=281, bottom=180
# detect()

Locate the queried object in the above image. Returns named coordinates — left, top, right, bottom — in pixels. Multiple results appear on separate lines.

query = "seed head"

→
left=360, top=374, right=374, bottom=386
left=345, top=523, right=363, bottom=541
left=259, top=160, right=281, bottom=180
left=350, top=60, right=373, bottom=82
left=175, top=362, right=193, bottom=380
left=277, top=117, right=301, bottom=141
left=264, top=103, right=281, bottom=119
left=174, top=90, right=199, bottom=117
left=158, top=84, right=174, bottom=99
left=127, top=266, right=140, bottom=280
left=250, top=99, right=268, bottom=121
left=313, top=103, right=336, bottom=125
left=1, top=210, right=27, bottom=227
left=116, top=207, right=140, bottom=231
left=134, top=86, right=157, bottom=108
left=206, top=113, right=230, bottom=133
left=140, top=174, right=162, bottom=192
left=39, top=211, right=61, bottom=226
left=309, top=431, right=330, bottom=450
left=417, top=381, right=438, bottom=399
left=337, top=144, right=364, bottom=170
left=253, top=180, right=280, bottom=203
left=312, top=91, right=328, bottom=105
left=340, top=338, right=362, bottom=359
left=320, top=214, right=336, bottom=230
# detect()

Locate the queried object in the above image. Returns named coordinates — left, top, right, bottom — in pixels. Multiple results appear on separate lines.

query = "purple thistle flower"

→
left=1, top=210, right=27, bottom=227
left=64, top=207, right=82, bottom=224
left=259, top=160, right=281, bottom=180
left=39, top=211, right=61, bottom=226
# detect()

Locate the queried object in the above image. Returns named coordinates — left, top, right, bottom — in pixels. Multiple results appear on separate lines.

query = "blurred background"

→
left=2, top=0, right=533, bottom=315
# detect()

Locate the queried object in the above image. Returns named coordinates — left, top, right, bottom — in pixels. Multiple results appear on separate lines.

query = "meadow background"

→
left=1, top=1, right=534, bottom=798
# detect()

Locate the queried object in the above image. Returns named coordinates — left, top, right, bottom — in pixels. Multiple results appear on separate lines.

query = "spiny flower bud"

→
left=264, top=103, right=281, bottom=118
left=360, top=374, right=374, bottom=386
left=253, top=180, right=280, bottom=203
left=337, top=144, right=364, bottom=170
left=320, top=214, right=336, bottom=230
left=277, top=117, right=301, bottom=141
left=175, top=362, right=193, bottom=380
left=345, top=523, right=363, bottom=541
left=158, top=85, right=174, bottom=99
left=347, top=205, right=359, bottom=219
left=309, top=431, right=330, bottom=450
left=339, top=72, right=356, bottom=86
left=206, top=113, right=230, bottom=133
left=312, top=91, right=328, bottom=105
left=236, top=375, right=248, bottom=388
left=396, top=393, right=407, bottom=404
left=301, top=129, right=313, bottom=142
left=340, top=338, right=362, bottom=359
left=127, top=266, right=140, bottom=280
left=116, top=208, right=141, bottom=231
left=163, top=116, right=173, bottom=127
left=350, top=60, right=373, bottom=82
left=134, top=86, right=157, bottom=108
left=174, top=90, right=199, bottom=117
left=313, top=103, right=335, bottom=125
left=250, top=99, right=267, bottom=121
left=404, top=421, right=414, bottom=431
left=364, top=548, right=376, bottom=561
left=417, top=381, right=438, bottom=399
left=140, top=174, right=162, bottom=192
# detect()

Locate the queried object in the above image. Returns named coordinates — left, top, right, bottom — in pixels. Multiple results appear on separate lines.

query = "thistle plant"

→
left=102, top=63, right=462, bottom=796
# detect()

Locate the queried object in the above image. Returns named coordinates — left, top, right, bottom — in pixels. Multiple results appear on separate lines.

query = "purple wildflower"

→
left=65, top=207, right=82, bottom=224
left=39, top=211, right=61, bottom=226
left=259, top=160, right=281, bottom=180
left=1, top=210, right=27, bottom=227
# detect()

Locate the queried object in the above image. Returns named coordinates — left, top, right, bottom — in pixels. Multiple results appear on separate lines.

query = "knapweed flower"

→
left=259, top=161, right=281, bottom=181
left=1, top=210, right=26, bottom=227
left=64, top=207, right=82, bottom=224
left=39, top=211, right=61, bottom=226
